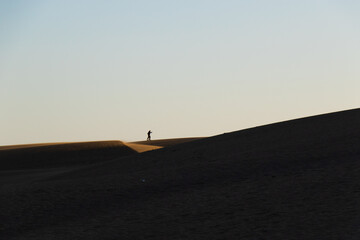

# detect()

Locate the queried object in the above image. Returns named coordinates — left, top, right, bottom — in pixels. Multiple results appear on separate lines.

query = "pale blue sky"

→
left=1, top=0, right=359, bottom=145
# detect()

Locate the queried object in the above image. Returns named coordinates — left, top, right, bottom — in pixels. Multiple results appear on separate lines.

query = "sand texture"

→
left=1, top=109, right=360, bottom=239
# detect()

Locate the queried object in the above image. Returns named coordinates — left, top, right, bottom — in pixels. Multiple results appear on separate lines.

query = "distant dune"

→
left=0, top=141, right=137, bottom=170
left=133, top=137, right=203, bottom=147
left=0, top=138, right=200, bottom=170
left=124, top=142, right=163, bottom=153
left=124, top=137, right=204, bottom=153
left=0, top=142, right=69, bottom=150
left=1, top=109, right=360, bottom=239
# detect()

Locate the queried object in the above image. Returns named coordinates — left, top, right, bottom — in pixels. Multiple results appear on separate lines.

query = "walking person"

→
left=147, top=130, right=152, bottom=141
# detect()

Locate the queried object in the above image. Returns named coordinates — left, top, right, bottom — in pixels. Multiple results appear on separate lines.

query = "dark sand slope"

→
left=1, top=109, right=360, bottom=239
left=0, top=141, right=137, bottom=170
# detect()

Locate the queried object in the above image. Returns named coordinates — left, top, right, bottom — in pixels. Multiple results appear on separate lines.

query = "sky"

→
left=1, top=0, right=360, bottom=145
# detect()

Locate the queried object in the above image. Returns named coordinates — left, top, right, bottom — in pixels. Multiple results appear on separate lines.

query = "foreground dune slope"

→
left=1, top=108, right=360, bottom=239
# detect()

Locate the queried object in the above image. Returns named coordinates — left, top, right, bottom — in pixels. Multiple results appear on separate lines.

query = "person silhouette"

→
left=147, top=130, right=152, bottom=141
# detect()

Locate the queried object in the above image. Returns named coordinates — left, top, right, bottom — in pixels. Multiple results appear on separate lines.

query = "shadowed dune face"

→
left=1, top=109, right=360, bottom=239
left=0, top=141, right=137, bottom=170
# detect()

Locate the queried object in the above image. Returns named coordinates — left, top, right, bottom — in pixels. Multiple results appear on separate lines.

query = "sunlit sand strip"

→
left=124, top=142, right=163, bottom=153
left=0, top=142, right=70, bottom=150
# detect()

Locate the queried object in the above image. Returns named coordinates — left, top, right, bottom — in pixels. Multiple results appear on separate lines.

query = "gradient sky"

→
left=1, top=0, right=359, bottom=145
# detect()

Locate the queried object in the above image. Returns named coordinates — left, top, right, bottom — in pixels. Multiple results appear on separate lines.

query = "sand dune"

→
left=125, top=137, right=202, bottom=153
left=0, top=138, right=199, bottom=171
left=133, top=137, right=203, bottom=147
left=0, top=141, right=137, bottom=170
left=124, top=142, right=163, bottom=153
left=0, top=142, right=69, bottom=150
left=1, top=109, right=360, bottom=239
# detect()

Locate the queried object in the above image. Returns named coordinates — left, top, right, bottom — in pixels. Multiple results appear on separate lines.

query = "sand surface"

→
left=0, top=141, right=137, bottom=170
left=124, top=142, right=163, bottom=153
left=1, top=109, right=360, bottom=239
left=0, top=142, right=69, bottom=150
left=133, top=137, right=203, bottom=147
